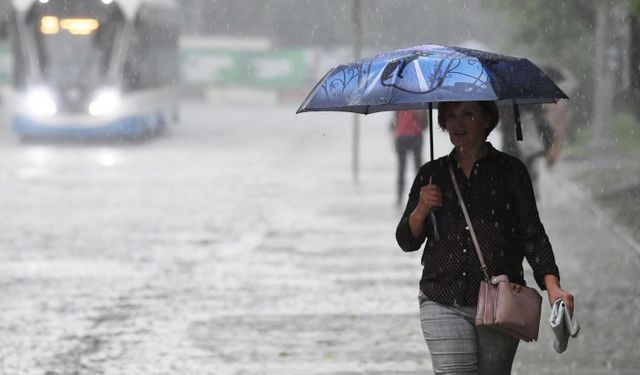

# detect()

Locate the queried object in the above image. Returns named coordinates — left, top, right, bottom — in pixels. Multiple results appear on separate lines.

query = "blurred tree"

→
left=484, top=0, right=640, bottom=155
left=627, top=0, right=640, bottom=120
left=482, top=0, right=596, bottom=140
left=0, top=1, right=12, bottom=39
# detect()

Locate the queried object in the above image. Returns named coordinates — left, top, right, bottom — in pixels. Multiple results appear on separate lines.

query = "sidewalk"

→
left=512, top=160, right=640, bottom=374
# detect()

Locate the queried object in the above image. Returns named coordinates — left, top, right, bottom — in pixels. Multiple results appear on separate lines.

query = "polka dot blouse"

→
left=396, top=143, right=560, bottom=307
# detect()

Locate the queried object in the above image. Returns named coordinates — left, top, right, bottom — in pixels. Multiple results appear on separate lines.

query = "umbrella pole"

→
left=428, top=103, right=434, bottom=161
left=427, top=102, right=440, bottom=240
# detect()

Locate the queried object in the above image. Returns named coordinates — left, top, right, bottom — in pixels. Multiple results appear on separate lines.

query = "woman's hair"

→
left=437, top=101, right=500, bottom=137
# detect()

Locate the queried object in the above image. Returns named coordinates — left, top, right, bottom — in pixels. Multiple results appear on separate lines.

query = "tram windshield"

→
left=26, top=1, right=124, bottom=87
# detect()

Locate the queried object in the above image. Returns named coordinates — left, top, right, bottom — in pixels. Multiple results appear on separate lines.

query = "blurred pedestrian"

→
left=396, top=101, right=574, bottom=374
left=391, top=110, right=427, bottom=207
left=500, top=65, right=577, bottom=194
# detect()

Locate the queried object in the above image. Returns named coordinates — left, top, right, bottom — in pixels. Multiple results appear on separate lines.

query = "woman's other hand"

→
left=544, top=274, right=575, bottom=317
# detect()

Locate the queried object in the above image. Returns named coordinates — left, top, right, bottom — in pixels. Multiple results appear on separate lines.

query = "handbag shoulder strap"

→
left=448, top=164, right=490, bottom=282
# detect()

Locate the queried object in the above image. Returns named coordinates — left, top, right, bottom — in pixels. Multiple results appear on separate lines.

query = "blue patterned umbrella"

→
left=297, top=45, right=568, bottom=241
left=297, top=44, right=568, bottom=115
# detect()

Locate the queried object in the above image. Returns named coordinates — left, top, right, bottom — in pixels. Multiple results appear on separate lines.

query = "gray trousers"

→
left=419, top=290, right=519, bottom=375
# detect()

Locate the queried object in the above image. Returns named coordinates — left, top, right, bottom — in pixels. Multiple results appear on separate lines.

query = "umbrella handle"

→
left=427, top=175, right=440, bottom=240
left=430, top=211, right=440, bottom=241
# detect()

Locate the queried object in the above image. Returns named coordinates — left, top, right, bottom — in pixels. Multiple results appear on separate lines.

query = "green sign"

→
left=0, top=41, right=308, bottom=88
left=181, top=49, right=306, bottom=89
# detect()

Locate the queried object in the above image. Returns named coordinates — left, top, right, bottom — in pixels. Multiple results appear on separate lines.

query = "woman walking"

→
left=395, top=101, right=574, bottom=374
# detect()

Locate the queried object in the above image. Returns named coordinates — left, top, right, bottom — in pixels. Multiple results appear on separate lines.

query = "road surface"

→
left=0, top=101, right=637, bottom=374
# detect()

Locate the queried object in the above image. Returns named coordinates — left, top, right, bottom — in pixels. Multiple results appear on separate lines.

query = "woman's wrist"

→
left=544, top=274, right=561, bottom=291
left=411, top=204, right=430, bottom=220
left=408, top=206, right=429, bottom=239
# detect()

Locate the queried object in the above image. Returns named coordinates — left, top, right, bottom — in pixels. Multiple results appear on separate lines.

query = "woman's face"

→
left=444, top=102, right=489, bottom=150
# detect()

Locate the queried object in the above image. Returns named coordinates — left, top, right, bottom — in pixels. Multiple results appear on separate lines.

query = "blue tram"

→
left=5, top=0, right=180, bottom=140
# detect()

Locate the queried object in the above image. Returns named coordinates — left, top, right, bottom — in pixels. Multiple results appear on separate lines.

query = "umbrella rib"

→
left=412, top=60, right=429, bottom=92
left=363, top=66, right=385, bottom=98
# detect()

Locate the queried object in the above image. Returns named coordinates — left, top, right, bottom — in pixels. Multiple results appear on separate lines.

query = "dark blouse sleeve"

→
left=509, top=161, right=560, bottom=289
left=396, top=167, right=431, bottom=252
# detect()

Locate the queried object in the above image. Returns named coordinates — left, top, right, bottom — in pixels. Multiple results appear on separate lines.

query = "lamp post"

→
left=352, top=0, right=362, bottom=184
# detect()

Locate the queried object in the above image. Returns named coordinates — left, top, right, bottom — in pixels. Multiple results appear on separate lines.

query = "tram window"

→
left=124, top=6, right=178, bottom=90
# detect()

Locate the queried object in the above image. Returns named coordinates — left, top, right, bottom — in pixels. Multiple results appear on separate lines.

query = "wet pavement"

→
left=0, top=101, right=638, bottom=374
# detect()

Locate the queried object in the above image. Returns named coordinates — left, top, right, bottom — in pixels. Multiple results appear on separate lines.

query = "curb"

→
left=555, top=169, right=640, bottom=257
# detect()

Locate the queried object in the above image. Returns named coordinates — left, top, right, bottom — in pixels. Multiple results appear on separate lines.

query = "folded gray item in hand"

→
left=549, top=299, right=580, bottom=353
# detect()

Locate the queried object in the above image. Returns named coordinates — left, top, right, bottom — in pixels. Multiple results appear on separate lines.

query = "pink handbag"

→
left=475, top=275, right=542, bottom=341
left=449, top=165, right=542, bottom=342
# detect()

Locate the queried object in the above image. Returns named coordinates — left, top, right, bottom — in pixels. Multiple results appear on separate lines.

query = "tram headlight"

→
left=89, top=88, right=120, bottom=116
left=26, top=87, right=58, bottom=116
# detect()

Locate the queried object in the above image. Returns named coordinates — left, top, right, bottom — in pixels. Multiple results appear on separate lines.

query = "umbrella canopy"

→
left=297, top=45, right=569, bottom=242
left=297, top=44, right=568, bottom=115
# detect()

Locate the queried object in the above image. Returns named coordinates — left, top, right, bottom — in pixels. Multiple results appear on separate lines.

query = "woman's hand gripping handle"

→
left=409, top=177, right=442, bottom=239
